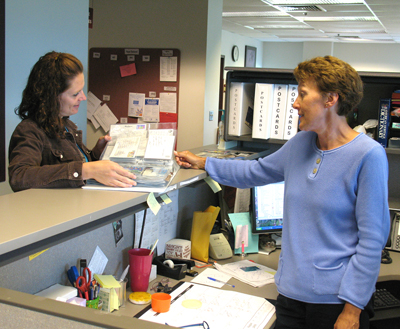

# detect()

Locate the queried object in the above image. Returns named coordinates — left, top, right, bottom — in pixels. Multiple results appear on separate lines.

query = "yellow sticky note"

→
left=147, top=192, right=161, bottom=215
left=204, top=176, right=222, bottom=193
left=111, top=288, right=119, bottom=310
left=29, top=249, right=49, bottom=261
left=94, top=274, right=120, bottom=289
left=160, top=193, right=172, bottom=204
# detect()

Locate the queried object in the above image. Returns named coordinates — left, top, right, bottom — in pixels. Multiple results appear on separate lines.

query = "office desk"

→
left=0, top=253, right=279, bottom=329
left=1, top=250, right=398, bottom=329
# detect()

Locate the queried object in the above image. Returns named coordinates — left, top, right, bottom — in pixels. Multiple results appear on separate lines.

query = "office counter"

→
left=0, top=168, right=207, bottom=267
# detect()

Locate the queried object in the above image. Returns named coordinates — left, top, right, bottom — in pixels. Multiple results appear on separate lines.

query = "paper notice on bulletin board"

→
left=143, top=98, right=160, bottom=122
left=128, top=93, right=145, bottom=117
left=160, top=57, right=177, bottom=82
left=160, top=92, right=177, bottom=113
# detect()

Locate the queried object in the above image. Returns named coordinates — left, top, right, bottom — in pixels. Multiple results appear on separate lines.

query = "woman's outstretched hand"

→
left=83, top=160, right=136, bottom=187
left=174, top=151, right=206, bottom=170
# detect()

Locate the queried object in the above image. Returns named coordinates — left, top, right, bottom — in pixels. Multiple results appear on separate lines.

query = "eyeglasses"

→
left=151, top=278, right=172, bottom=293
left=165, top=321, right=209, bottom=329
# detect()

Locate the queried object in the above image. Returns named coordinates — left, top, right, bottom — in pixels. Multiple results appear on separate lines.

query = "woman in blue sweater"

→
left=175, top=56, right=390, bottom=329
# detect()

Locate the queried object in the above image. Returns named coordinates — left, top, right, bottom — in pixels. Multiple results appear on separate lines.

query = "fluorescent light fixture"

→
left=253, top=24, right=312, bottom=29
left=300, top=16, right=377, bottom=22
left=222, top=11, right=288, bottom=17
left=325, top=29, right=386, bottom=34
left=263, top=0, right=365, bottom=5
left=244, top=26, right=255, bottom=30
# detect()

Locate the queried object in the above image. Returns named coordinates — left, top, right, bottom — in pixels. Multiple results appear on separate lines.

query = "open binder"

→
left=83, top=122, right=180, bottom=193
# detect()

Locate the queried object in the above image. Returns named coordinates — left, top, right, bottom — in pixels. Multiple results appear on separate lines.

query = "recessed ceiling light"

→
left=300, top=16, right=377, bottom=22
left=222, top=11, right=288, bottom=17
left=262, top=0, right=365, bottom=5
left=253, top=24, right=312, bottom=29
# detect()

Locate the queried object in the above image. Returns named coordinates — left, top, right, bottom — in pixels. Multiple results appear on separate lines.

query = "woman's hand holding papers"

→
left=82, top=160, right=136, bottom=187
left=174, top=151, right=206, bottom=170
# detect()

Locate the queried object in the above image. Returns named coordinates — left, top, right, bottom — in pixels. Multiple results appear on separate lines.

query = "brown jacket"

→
left=8, top=118, right=97, bottom=192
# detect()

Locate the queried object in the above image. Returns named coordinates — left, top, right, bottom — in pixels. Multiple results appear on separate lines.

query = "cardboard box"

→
left=165, top=239, right=191, bottom=260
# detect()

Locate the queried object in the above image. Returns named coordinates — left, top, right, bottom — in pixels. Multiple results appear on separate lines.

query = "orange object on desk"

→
left=151, top=293, right=171, bottom=313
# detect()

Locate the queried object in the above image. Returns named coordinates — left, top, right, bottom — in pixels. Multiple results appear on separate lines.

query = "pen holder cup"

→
left=86, top=296, right=100, bottom=309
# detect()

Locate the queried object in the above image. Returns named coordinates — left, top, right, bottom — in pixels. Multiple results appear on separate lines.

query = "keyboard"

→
left=374, top=288, right=400, bottom=310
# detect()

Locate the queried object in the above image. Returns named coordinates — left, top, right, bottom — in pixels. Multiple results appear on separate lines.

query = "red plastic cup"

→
left=128, top=248, right=153, bottom=292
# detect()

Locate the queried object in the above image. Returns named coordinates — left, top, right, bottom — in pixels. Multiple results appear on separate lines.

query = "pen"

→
left=89, top=286, right=94, bottom=300
left=149, top=239, right=159, bottom=255
left=207, top=277, right=235, bottom=288
left=119, top=264, right=130, bottom=281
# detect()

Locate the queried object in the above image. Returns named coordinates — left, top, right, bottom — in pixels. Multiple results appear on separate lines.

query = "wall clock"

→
left=231, top=45, right=239, bottom=62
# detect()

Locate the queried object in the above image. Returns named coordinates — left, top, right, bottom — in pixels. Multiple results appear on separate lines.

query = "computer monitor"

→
left=250, top=181, right=284, bottom=235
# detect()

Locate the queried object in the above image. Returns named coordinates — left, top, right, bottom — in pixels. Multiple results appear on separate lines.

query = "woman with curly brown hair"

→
left=8, top=51, right=136, bottom=192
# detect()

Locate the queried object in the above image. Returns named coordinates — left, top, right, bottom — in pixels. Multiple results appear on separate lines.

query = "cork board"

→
left=88, top=47, right=180, bottom=126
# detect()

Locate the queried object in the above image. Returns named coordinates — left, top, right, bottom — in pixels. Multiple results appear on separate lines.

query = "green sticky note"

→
left=160, top=193, right=172, bottom=204
left=147, top=192, right=161, bottom=215
left=204, top=176, right=222, bottom=193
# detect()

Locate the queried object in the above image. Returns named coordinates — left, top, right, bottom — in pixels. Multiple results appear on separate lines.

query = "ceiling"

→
left=222, top=0, right=400, bottom=43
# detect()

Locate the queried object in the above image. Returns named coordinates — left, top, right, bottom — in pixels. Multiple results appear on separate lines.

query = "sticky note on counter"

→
left=204, top=176, right=222, bottom=193
left=147, top=192, right=161, bottom=215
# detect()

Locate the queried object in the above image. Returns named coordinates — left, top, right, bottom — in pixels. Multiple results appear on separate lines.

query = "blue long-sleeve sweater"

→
left=206, top=131, right=390, bottom=309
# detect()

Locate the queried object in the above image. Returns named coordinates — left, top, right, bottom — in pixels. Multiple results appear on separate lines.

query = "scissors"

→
left=76, top=276, right=89, bottom=300
left=82, top=267, right=92, bottom=287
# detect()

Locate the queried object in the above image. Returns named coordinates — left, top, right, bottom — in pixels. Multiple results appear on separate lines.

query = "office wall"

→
left=221, top=30, right=264, bottom=74
left=262, top=41, right=400, bottom=72
left=88, top=0, right=222, bottom=151
left=203, top=1, right=223, bottom=146
left=0, top=0, right=89, bottom=196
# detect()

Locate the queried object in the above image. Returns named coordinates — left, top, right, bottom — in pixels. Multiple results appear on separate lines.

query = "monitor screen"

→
left=251, top=181, right=284, bottom=234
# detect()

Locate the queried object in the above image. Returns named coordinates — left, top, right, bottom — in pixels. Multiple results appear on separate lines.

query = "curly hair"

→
left=15, top=51, right=84, bottom=138
left=293, top=56, right=363, bottom=117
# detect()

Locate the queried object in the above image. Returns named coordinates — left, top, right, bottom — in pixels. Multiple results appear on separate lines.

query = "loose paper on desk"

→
left=214, top=259, right=275, bottom=288
left=228, top=212, right=259, bottom=254
left=88, top=246, right=108, bottom=275
left=191, top=268, right=232, bottom=288
left=139, top=282, right=275, bottom=329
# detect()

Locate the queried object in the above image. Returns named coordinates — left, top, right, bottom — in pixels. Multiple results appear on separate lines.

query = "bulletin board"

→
left=88, top=47, right=180, bottom=128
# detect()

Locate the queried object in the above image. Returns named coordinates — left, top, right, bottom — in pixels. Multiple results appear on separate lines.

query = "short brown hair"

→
left=293, top=56, right=363, bottom=116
